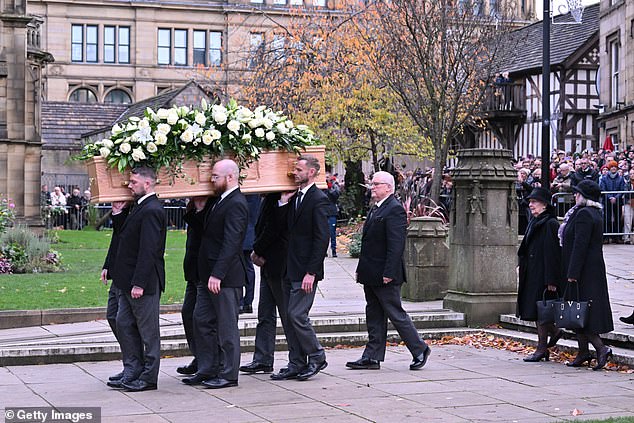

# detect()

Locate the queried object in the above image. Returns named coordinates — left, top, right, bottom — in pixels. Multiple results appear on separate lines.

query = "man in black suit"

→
left=176, top=196, right=211, bottom=376
left=109, top=166, right=167, bottom=392
left=346, top=171, right=431, bottom=371
left=184, top=159, right=248, bottom=389
left=101, top=201, right=129, bottom=386
left=270, top=155, right=330, bottom=382
left=239, top=193, right=289, bottom=374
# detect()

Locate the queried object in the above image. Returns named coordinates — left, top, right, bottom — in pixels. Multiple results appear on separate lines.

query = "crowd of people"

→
left=100, top=156, right=430, bottom=392
left=40, top=185, right=92, bottom=230
left=515, top=146, right=634, bottom=242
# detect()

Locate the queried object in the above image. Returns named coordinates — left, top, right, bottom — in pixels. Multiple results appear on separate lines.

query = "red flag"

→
left=602, top=135, right=614, bottom=152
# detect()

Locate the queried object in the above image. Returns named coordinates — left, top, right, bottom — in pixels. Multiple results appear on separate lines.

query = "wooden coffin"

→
left=86, top=145, right=327, bottom=203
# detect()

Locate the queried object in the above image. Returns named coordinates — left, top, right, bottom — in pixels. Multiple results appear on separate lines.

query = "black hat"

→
left=526, top=187, right=552, bottom=205
left=572, top=180, right=601, bottom=202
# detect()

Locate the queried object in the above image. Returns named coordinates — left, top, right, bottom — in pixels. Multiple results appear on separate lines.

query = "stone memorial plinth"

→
left=443, top=149, right=518, bottom=326
left=402, top=217, right=449, bottom=301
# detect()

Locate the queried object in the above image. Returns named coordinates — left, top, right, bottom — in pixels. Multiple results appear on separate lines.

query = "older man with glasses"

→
left=346, top=171, right=431, bottom=371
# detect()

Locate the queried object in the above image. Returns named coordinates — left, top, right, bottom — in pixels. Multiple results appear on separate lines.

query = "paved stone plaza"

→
left=1, top=245, right=633, bottom=422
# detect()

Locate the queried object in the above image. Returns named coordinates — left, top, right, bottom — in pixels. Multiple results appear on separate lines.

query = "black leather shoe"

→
left=108, top=371, right=124, bottom=382
left=345, top=357, right=380, bottom=370
left=566, top=352, right=593, bottom=367
left=410, top=347, right=431, bottom=370
left=239, top=362, right=274, bottom=374
left=523, top=350, right=550, bottom=362
left=176, top=360, right=198, bottom=375
left=270, top=368, right=300, bottom=380
left=620, top=312, right=634, bottom=325
left=593, top=347, right=613, bottom=371
left=297, top=361, right=328, bottom=381
left=239, top=305, right=253, bottom=314
left=182, top=374, right=211, bottom=385
left=122, top=379, right=157, bottom=392
left=107, top=378, right=132, bottom=389
left=202, top=378, right=238, bottom=389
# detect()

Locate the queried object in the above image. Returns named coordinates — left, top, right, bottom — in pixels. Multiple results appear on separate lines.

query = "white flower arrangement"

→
left=78, top=99, right=317, bottom=173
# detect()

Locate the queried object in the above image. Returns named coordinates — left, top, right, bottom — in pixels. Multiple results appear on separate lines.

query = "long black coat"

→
left=356, top=195, right=407, bottom=286
left=517, top=209, right=562, bottom=321
left=561, top=205, right=614, bottom=334
left=253, top=193, right=288, bottom=281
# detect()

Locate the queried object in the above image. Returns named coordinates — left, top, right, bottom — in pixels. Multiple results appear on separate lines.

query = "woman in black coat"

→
left=560, top=180, right=614, bottom=370
left=517, top=187, right=563, bottom=362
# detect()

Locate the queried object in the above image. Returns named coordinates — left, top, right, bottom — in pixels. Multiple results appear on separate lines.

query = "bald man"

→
left=346, top=171, right=431, bottom=371
left=185, top=159, right=248, bottom=389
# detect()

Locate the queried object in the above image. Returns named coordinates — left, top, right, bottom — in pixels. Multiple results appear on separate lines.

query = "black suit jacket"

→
left=279, top=184, right=330, bottom=281
left=253, top=193, right=288, bottom=280
left=182, top=198, right=213, bottom=283
left=356, top=195, right=407, bottom=286
left=197, top=188, right=248, bottom=288
left=111, top=194, right=167, bottom=294
left=103, top=207, right=130, bottom=279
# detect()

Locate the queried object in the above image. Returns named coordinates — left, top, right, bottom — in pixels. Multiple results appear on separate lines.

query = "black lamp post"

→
left=542, top=0, right=550, bottom=190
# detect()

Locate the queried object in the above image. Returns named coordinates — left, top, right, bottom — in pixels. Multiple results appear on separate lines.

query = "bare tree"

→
left=358, top=0, right=519, bottom=202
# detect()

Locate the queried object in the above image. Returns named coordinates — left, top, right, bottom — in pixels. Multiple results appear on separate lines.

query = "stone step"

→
left=499, top=314, right=634, bottom=348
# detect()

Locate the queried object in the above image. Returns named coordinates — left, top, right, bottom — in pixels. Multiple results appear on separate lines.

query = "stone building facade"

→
left=0, top=0, right=52, bottom=222
left=597, top=0, right=634, bottom=149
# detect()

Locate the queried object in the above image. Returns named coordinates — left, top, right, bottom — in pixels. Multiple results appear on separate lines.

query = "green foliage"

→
left=347, top=232, right=363, bottom=259
left=0, top=195, right=16, bottom=234
left=0, top=226, right=63, bottom=273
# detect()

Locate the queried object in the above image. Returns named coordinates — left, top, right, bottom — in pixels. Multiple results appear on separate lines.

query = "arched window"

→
left=104, top=89, right=132, bottom=104
left=69, top=88, right=97, bottom=103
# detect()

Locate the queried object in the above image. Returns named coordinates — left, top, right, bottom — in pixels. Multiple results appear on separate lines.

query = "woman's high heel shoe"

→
left=592, top=348, right=613, bottom=371
left=620, top=312, right=634, bottom=325
left=523, top=350, right=550, bottom=362
left=566, top=352, right=592, bottom=367
left=547, top=330, right=563, bottom=348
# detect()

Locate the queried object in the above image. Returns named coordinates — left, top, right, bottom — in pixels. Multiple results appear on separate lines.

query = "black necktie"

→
left=367, top=205, right=378, bottom=221
left=295, top=190, right=304, bottom=210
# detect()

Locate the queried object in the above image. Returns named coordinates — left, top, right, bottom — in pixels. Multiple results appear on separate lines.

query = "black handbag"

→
left=554, top=282, right=590, bottom=329
left=536, top=288, right=557, bottom=325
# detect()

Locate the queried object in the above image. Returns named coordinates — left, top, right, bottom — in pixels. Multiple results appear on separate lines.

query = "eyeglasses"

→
left=370, top=182, right=389, bottom=187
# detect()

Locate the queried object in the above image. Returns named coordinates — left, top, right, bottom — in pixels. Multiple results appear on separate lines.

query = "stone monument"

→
left=443, top=149, right=518, bottom=326
left=403, top=217, right=449, bottom=301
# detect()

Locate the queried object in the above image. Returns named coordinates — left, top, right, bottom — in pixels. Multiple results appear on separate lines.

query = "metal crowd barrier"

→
left=42, top=205, right=188, bottom=230
left=552, top=190, right=634, bottom=239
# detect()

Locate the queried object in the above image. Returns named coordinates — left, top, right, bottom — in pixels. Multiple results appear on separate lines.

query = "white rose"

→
left=255, top=128, right=265, bottom=138
left=99, top=147, right=111, bottom=158
left=210, top=129, right=222, bottom=140
left=276, top=123, right=289, bottom=134
left=285, top=120, right=294, bottom=128
left=213, top=111, right=227, bottom=125
left=227, top=120, right=241, bottom=134
left=157, top=123, right=171, bottom=135
left=248, top=118, right=261, bottom=129
left=138, top=118, right=150, bottom=129
left=125, top=122, right=137, bottom=132
left=119, top=142, right=131, bottom=154
left=103, top=139, right=114, bottom=148
left=167, top=111, right=179, bottom=125
left=266, top=131, right=275, bottom=141
left=111, top=124, right=123, bottom=135
left=242, top=133, right=252, bottom=142
left=263, top=118, right=273, bottom=130
left=157, top=108, right=170, bottom=120
left=202, top=133, right=213, bottom=145
left=131, top=147, right=146, bottom=162
left=195, top=112, right=207, bottom=126
left=178, top=106, right=189, bottom=116
left=154, top=133, right=167, bottom=145
left=146, top=142, right=158, bottom=153
left=180, top=129, right=194, bottom=143
left=236, top=107, right=254, bottom=122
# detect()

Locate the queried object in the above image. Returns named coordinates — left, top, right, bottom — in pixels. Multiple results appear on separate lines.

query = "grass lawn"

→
left=0, top=229, right=188, bottom=310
